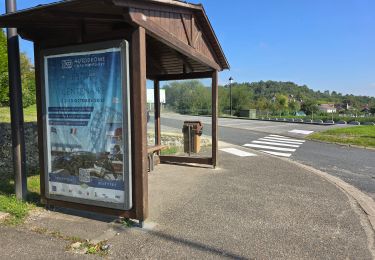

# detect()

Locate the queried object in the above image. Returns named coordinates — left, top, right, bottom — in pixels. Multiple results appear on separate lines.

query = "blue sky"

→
left=1, top=0, right=375, bottom=96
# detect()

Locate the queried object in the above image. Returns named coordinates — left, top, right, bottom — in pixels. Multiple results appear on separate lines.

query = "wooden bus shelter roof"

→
left=0, top=0, right=229, bottom=79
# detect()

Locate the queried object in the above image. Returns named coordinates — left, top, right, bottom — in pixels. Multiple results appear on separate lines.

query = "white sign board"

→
left=147, top=89, right=166, bottom=104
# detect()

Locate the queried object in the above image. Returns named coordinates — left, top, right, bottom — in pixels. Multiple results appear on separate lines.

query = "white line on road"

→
left=220, top=148, right=257, bottom=157
left=252, top=140, right=300, bottom=148
left=263, top=136, right=305, bottom=143
left=260, top=150, right=292, bottom=157
left=268, top=134, right=305, bottom=141
left=288, top=129, right=314, bottom=135
left=243, top=144, right=296, bottom=152
left=259, top=138, right=305, bottom=145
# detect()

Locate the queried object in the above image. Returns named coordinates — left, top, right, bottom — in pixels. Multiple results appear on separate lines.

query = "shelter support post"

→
left=212, top=70, right=218, bottom=168
left=33, top=44, right=46, bottom=201
left=6, top=0, right=27, bottom=200
left=154, top=80, right=161, bottom=147
left=131, top=26, right=148, bottom=221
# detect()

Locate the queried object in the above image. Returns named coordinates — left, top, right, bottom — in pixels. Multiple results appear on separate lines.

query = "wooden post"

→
left=33, top=44, right=46, bottom=201
left=212, top=70, right=218, bottom=168
left=6, top=0, right=27, bottom=200
left=131, top=26, right=148, bottom=222
left=154, top=80, right=161, bottom=147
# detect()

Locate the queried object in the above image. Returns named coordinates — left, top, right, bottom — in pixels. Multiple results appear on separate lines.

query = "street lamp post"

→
left=229, top=77, right=233, bottom=116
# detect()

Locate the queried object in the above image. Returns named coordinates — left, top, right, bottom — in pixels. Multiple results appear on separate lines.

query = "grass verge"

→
left=0, top=105, right=37, bottom=123
left=160, top=146, right=178, bottom=155
left=0, top=175, right=40, bottom=225
left=307, top=126, right=375, bottom=148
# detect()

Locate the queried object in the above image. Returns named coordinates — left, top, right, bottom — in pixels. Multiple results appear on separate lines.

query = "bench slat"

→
left=147, top=145, right=167, bottom=154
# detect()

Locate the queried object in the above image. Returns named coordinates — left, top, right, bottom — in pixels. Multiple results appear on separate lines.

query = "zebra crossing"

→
left=243, top=134, right=305, bottom=158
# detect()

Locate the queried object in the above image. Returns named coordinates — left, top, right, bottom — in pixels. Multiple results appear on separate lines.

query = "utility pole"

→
left=6, top=0, right=27, bottom=200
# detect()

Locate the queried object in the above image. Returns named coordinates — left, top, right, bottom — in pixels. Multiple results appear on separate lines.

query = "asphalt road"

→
left=160, top=114, right=375, bottom=200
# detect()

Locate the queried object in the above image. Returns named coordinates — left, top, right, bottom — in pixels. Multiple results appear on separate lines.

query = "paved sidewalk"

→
left=1, top=146, right=374, bottom=259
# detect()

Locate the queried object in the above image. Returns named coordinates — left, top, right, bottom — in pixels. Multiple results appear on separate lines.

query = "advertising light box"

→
left=41, top=41, right=132, bottom=210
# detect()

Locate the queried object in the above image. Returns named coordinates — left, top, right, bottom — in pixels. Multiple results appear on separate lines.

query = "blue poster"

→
left=44, top=46, right=131, bottom=206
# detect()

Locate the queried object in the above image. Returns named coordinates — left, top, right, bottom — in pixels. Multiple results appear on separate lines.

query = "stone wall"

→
left=0, top=123, right=39, bottom=176
left=0, top=124, right=212, bottom=176
left=147, top=132, right=211, bottom=147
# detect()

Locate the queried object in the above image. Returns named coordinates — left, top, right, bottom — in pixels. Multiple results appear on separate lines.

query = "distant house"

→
left=318, top=104, right=337, bottom=113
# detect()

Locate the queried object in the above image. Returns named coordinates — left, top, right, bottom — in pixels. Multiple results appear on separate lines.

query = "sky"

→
left=1, top=0, right=375, bottom=97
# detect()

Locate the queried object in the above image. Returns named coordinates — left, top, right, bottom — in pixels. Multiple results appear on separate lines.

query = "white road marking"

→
left=259, top=138, right=305, bottom=145
left=268, top=134, right=305, bottom=141
left=260, top=150, right=292, bottom=157
left=220, top=148, right=257, bottom=157
left=262, top=136, right=305, bottom=143
left=252, top=140, right=300, bottom=148
left=243, top=144, right=296, bottom=152
left=288, top=129, right=314, bottom=135
left=243, top=124, right=289, bottom=130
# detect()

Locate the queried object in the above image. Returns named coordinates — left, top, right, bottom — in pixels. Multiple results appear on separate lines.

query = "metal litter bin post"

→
left=182, top=121, right=203, bottom=155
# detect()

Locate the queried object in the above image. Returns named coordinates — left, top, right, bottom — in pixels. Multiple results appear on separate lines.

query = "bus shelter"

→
left=0, top=0, right=229, bottom=224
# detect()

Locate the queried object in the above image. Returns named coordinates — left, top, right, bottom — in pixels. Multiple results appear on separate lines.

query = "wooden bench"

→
left=147, top=145, right=167, bottom=171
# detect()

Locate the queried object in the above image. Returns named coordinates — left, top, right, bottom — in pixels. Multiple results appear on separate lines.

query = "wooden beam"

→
left=212, top=70, right=218, bottom=168
left=180, top=14, right=192, bottom=46
left=47, top=10, right=124, bottom=21
left=129, top=10, right=221, bottom=71
left=114, top=0, right=201, bottom=14
left=152, top=71, right=212, bottom=81
left=34, top=43, right=46, bottom=201
left=160, top=156, right=212, bottom=165
left=131, top=26, right=148, bottom=221
left=154, top=80, right=161, bottom=147
left=174, top=51, right=193, bottom=74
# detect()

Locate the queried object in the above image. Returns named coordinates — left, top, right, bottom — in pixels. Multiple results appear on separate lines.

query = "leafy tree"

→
left=163, top=79, right=375, bottom=117
left=164, top=80, right=211, bottom=115
left=0, top=30, right=35, bottom=107
left=256, top=97, right=268, bottom=110
left=288, top=100, right=301, bottom=114
left=301, top=99, right=319, bottom=115
left=0, top=30, right=8, bottom=106
left=231, top=84, right=253, bottom=114
left=275, top=94, right=288, bottom=116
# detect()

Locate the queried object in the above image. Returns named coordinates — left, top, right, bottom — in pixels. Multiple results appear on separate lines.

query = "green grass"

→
left=0, top=105, right=37, bottom=123
left=160, top=146, right=178, bottom=155
left=307, top=126, right=375, bottom=148
left=0, top=175, right=40, bottom=225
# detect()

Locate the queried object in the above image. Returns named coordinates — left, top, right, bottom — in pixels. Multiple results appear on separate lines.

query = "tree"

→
left=231, top=84, right=253, bottom=115
left=0, top=30, right=36, bottom=107
left=164, top=80, right=211, bottom=115
left=275, top=94, right=288, bottom=116
left=301, top=99, right=319, bottom=115
left=0, top=30, right=8, bottom=106
left=288, top=100, right=301, bottom=114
